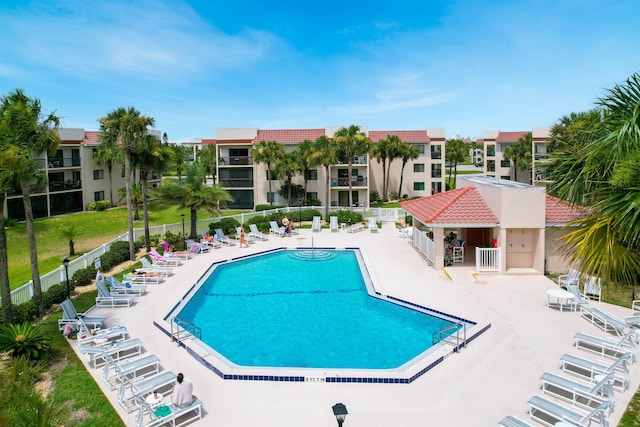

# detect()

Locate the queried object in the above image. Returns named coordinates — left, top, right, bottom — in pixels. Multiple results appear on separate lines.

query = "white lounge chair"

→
left=574, top=331, right=637, bottom=361
left=79, top=337, right=144, bottom=368
left=311, top=216, right=321, bottom=232
left=558, top=268, right=580, bottom=288
left=330, top=216, right=339, bottom=232
left=96, top=280, right=135, bottom=308
left=452, top=240, right=465, bottom=263
left=540, top=371, right=615, bottom=413
left=368, top=217, right=378, bottom=232
left=118, top=370, right=176, bottom=412
left=161, top=242, right=194, bottom=259
left=105, top=276, right=147, bottom=296
left=134, top=394, right=203, bottom=427
left=581, top=306, right=630, bottom=337
left=148, top=250, right=182, bottom=267
left=566, top=284, right=589, bottom=310
left=249, top=223, right=269, bottom=241
left=215, top=228, right=237, bottom=246
left=347, top=223, right=364, bottom=233
left=128, top=272, right=164, bottom=284
left=185, top=239, right=210, bottom=253
left=200, top=231, right=222, bottom=248
left=498, top=415, right=533, bottom=427
left=633, top=300, right=640, bottom=315
left=268, top=221, right=285, bottom=237
left=103, top=353, right=161, bottom=390
left=139, top=257, right=173, bottom=277
left=77, top=323, right=129, bottom=346
left=527, top=395, right=610, bottom=427
left=626, top=315, right=640, bottom=329
left=235, top=226, right=256, bottom=244
left=58, top=299, right=106, bottom=331
left=584, top=276, right=602, bottom=301
left=560, top=352, right=632, bottom=392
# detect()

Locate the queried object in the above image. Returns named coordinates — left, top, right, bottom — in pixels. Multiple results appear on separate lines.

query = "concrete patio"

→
left=71, top=223, right=640, bottom=426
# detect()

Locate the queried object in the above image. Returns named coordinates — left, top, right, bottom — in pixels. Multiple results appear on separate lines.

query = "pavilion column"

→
left=434, top=227, right=445, bottom=270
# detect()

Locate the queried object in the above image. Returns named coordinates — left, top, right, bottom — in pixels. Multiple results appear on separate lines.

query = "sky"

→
left=1, top=0, right=639, bottom=142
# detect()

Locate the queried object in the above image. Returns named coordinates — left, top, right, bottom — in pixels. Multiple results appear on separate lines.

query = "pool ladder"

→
left=432, top=322, right=467, bottom=350
left=170, top=316, right=202, bottom=343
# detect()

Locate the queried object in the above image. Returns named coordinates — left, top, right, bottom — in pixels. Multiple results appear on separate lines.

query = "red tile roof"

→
left=401, top=187, right=499, bottom=225
left=255, top=129, right=325, bottom=144
left=545, top=195, right=588, bottom=224
left=369, top=130, right=431, bottom=143
left=83, top=131, right=101, bottom=145
left=495, top=131, right=529, bottom=142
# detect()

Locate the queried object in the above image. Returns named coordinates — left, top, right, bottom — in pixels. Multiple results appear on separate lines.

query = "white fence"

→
left=5, top=206, right=407, bottom=305
left=414, top=229, right=435, bottom=265
left=475, top=247, right=502, bottom=273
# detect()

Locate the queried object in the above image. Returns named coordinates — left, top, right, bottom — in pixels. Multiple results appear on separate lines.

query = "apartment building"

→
left=208, top=127, right=445, bottom=209
left=3, top=128, right=162, bottom=220
left=481, top=127, right=550, bottom=184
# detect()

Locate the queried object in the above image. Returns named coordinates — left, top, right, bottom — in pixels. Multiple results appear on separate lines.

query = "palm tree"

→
left=116, top=182, right=143, bottom=220
left=251, top=140, right=283, bottom=205
left=0, top=89, right=60, bottom=316
left=159, top=163, right=233, bottom=238
left=294, top=139, right=315, bottom=204
left=503, top=133, right=533, bottom=183
left=334, top=125, right=371, bottom=210
left=99, top=107, right=155, bottom=261
left=0, top=182, right=12, bottom=324
left=59, top=223, right=81, bottom=256
left=93, top=140, right=120, bottom=207
left=170, top=144, right=190, bottom=181
left=370, top=137, right=392, bottom=199
left=397, top=142, right=420, bottom=197
left=445, top=138, right=468, bottom=189
left=309, top=135, right=338, bottom=217
left=384, top=135, right=402, bottom=199
left=198, top=144, right=218, bottom=184
left=549, top=72, right=640, bottom=288
left=132, top=134, right=170, bottom=251
left=274, top=152, right=299, bottom=206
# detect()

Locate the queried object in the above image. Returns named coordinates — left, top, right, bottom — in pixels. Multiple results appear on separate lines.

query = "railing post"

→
left=83, top=253, right=89, bottom=268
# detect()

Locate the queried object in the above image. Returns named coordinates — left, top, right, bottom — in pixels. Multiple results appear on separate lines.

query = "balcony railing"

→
left=337, top=155, right=368, bottom=165
left=219, top=156, right=253, bottom=166
left=220, top=179, right=254, bottom=188
left=331, top=177, right=368, bottom=187
left=49, top=180, right=82, bottom=192
left=48, top=157, right=81, bottom=168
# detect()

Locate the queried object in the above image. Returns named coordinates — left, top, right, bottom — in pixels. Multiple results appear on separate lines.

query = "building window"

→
left=306, top=192, right=318, bottom=202
left=94, top=191, right=105, bottom=201
left=413, top=163, right=425, bottom=173
left=413, top=182, right=425, bottom=191
left=307, top=170, right=318, bottom=180
left=501, top=175, right=511, bottom=180
left=501, top=159, right=511, bottom=167
left=487, top=160, right=496, bottom=172
left=486, top=145, right=496, bottom=157
left=431, top=164, right=442, bottom=178
left=431, top=182, right=442, bottom=194
left=430, top=144, right=441, bottom=159
left=414, top=144, right=425, bottom=154
left=93, top=169, right=104, bottom=180
left=267, top=192, right=280, bottom=203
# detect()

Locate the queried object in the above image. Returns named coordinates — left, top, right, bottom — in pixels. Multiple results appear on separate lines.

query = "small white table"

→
left=145, top=392, right=163, bottom=408
left=546, top=288, right=575, bottom=312
left=340, top=223, right=346, bottom=231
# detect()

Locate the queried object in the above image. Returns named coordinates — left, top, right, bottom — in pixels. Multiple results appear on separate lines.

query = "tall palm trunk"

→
left=398, top=160, right=407, bottom=197
left=385, top=159, right=394, bottom=198
left=22, top=184, right=43, bottom=316
left=141, top=171, right=150, bottom=252
left=380, top=158, right=387, bottom=199
left=107, top=164, right=114, bottom=207
left=190, top=209, right=198, bottom=239
left=0, top=192, right=13, bottom=325
left=124, top=151, right=135, bottom=261
left=267, top=162, right=273, bottom=205
left=324, top=165, right=331, bottom=217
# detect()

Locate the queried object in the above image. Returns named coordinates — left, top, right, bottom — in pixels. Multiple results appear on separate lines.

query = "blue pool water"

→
left=177, top=249, right=456, bottom=370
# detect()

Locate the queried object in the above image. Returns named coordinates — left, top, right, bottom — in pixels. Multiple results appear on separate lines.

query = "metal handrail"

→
left=432, top=322, right=466, bottom=350
left=170, top=317, right=201, bottom=342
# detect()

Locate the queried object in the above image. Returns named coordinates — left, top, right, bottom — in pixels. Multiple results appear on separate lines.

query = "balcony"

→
left=331, top=177, right=368, bottom=187
left=219, top=156, right=253, bottom=166
left=220, top=178, right=254, bottom=188
left=49, top=180, right=82, bottom=192
left=337, top=155, right=368, bottom=165
left=47, top=157, right=81, bottom=168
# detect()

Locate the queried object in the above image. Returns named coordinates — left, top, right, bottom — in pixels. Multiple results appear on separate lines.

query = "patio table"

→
left=546, top=288, right=575, bottom=312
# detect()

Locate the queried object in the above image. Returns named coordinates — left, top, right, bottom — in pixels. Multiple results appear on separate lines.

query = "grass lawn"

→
left=6, top=199, right=247, bottom=289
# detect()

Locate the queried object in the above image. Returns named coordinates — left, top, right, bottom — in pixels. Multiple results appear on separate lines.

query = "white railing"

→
left=5, top=206, right=409, bottom=305
left=414, top=229, right=435, bottom=265
left=475, top=247, right=501, bottom=273
left=371, top=208, right=403, bottom=222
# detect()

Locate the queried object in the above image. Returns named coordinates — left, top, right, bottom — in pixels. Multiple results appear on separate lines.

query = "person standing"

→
left=239, top=226, right=250, bottom=248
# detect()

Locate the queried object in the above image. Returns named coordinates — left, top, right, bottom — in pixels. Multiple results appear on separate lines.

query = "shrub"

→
left=307, top=198, right=322, bottom=206
left=11, top=302, right=38, bottom=324
left=45, top=284, right=68, bottom=305
left=331, top=210, right=363, bottom=225
left=42, top=292, right=54, bottom=311
left=405, top=214, right=413, bottom=226
left=255, top=204, right=284, bottom=211
left=71, top=267, right=94, bottom=287
left=402, top=194, right=408, bottom=199
left=163, top=230, right=183, bottom=250
left=99, top=251, right=120, bottom=271
left=0, top=323, right=50, bottom=360
left=108, top=240, right=133, bottom=262
left=389, top=191, right=399, bottom=200
left=86, top=201, right=97, bottom=211
left=370, top=191, right=380, bottom=203
left=3, top=217, right=17, bottom=227
left=209, top=217, right=240, bottom=235
left=95, top=200, right=110, bottom=211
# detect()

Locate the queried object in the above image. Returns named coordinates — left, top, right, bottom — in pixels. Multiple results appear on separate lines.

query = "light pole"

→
left=181, top=213, right=186, bottom=249
left=62, top=257, right=70, bottom=299
left=332, top=403, right=348, bottom=427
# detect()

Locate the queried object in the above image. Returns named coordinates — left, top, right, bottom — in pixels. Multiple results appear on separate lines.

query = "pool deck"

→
left=73, top=224, right=640, bottom=426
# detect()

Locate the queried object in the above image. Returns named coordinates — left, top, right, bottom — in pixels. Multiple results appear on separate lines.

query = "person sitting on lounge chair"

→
left=172, top=373, right=193, bottom=409
left=282, top=217, right=290, bottom=236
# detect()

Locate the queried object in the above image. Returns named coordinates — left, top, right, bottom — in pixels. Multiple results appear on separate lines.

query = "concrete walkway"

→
left=73, top=224, right=639, bottom=426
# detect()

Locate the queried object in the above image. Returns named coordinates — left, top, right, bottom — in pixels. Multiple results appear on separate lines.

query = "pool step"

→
left=286, top=249, right=337, bottom=261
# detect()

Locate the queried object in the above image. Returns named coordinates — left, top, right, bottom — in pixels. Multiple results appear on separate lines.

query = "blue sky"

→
left=1, top=0, right=639, bottom=141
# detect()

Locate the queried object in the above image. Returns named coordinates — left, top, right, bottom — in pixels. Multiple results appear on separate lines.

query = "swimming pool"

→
left=164, top=248, right=485, bottom=382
